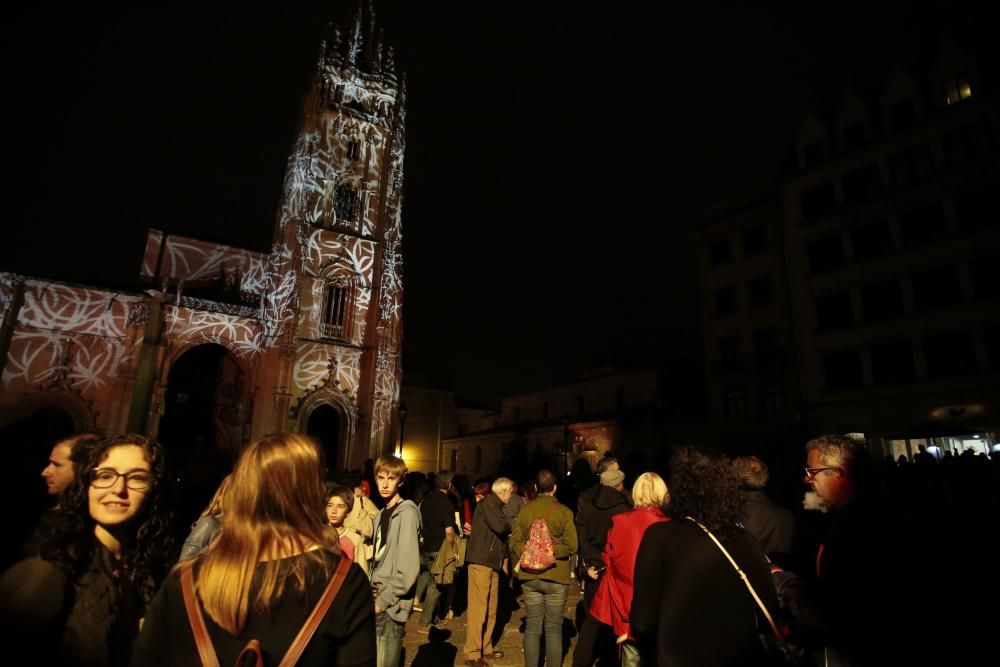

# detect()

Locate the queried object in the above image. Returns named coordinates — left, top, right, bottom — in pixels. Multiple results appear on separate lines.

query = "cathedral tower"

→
left=254, top=2, right=405, bottom=467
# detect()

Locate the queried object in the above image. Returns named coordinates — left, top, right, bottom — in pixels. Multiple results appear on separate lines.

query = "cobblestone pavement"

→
left=402, top=577, right=584, bottom=667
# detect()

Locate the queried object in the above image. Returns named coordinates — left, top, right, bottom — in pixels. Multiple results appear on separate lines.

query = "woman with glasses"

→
left=0, top=434, right=175, bottom=666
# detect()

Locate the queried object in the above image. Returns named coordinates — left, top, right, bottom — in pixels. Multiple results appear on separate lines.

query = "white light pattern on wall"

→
left=292, top=342, right=362, bottom=397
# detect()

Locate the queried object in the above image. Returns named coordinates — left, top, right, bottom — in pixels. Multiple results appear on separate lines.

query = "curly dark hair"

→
left=666, top=448, right=744, bottom=541
left=29, top=434, right=176, bottom=602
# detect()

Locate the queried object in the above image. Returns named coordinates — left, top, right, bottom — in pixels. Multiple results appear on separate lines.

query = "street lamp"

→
left=398, top=402, right=408, bottom=458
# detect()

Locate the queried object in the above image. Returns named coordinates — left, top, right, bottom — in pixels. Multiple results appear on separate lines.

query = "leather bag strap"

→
left=686, top=517, right=782, bottom=641
left=278, top=553, right=353, bottom=667
left=181, top=563, right=222, bottom=667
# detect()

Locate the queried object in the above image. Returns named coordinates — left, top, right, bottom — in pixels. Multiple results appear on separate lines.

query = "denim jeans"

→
left=375, top=611, right=405, bottom=667
left=522, top=579, right=569, bottom=667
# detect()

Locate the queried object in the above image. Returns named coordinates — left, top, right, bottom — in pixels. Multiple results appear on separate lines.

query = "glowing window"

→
left=945, top=77, right=973, bottom=106
left=334, top=183, right=359, bottom=222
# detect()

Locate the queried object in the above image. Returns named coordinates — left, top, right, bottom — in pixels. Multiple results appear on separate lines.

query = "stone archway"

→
left=307, top=405, right=341, bottom=475
left=298, top=388, right=357, bottom=471
left=157, top=343, right=247, bottom=528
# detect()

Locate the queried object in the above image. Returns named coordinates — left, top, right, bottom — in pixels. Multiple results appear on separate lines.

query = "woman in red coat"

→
left=589, top=472, right=669, bottom=667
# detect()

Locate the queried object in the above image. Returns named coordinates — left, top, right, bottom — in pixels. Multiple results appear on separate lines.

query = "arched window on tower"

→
left=346, top=138, right=360, bottom=161
left=320, top=277, right=354, bottom=340
left=334, top=183, right=360, bottom=223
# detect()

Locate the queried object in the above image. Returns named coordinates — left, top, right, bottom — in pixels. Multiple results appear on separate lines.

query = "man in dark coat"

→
left=462, top=478, right=514, bottom=667
left=572, top=467, right=631, bottom=667
left=732, top=456, right=795, bottom=559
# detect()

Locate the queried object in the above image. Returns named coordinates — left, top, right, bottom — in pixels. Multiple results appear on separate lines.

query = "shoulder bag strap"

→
left=278, top=553, right=353, bottom=667
left=180, top=563, right=222, bottom=667
left=686, top=517, right=782, bottom=641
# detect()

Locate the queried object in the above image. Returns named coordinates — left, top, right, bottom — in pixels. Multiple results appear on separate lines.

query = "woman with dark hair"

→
left=0, top=434, right=176, bottom=666
left=131, top=432, right=374, bottom=666
left=630, top=448, right=780, bottom=666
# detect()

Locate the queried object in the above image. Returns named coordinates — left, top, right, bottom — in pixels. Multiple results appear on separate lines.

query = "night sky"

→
left=3, top=2, right=993, bottom=401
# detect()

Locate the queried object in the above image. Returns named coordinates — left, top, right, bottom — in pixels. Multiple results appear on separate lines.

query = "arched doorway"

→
left=307, top=404, right=341, bottom=476
left=157, top=344, right=244, bottom=529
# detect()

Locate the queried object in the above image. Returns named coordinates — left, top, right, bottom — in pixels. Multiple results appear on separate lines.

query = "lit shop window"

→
left=945, top=77, right=973, bottom=106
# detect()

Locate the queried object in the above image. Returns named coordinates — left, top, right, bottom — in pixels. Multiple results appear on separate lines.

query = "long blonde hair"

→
left=195, top=433, right=337, bottom=635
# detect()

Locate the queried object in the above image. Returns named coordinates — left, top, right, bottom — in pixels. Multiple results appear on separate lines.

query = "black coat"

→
left=631, top=520, right=779, bottom=667
left=740, top=490, right=795, bottom=558
left=575, top=485, right=631, bottom=565
left=465, top=493, right=510, bottom=572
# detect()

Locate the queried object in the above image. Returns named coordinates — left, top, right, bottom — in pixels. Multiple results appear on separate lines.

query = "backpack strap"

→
left=180, top=562, right=222, bottom=667
left=278, top=552, right=353, bottom=667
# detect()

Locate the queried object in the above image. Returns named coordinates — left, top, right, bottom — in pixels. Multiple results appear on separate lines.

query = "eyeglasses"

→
left=804, top=466, right=839, bottom=480
left=90, top=468, right=153, bottom=492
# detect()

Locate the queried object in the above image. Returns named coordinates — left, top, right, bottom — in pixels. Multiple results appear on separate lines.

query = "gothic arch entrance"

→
left=307, top=404, right=341, bottom=477
left=157, top=343, right=245, bottom=527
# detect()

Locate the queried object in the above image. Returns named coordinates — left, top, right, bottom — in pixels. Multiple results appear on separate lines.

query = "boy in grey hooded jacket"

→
left=370, top=455, right=421, bottom=667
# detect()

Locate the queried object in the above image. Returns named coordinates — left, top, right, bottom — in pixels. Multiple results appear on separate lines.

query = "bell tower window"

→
left=347, top=138, right=360, bottom=161
left=334, top=183, right=359, bottom=222
left=321, top=278, right=353, bottom=339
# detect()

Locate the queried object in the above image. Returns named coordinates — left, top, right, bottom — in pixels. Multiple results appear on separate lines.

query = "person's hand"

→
left=375, top=604, right=382, bottom=614
left=463, top=522, right=472, bottom=536
left=587, top=566, right=600, bottom=580
left=617, top=634, right=629, bottom=645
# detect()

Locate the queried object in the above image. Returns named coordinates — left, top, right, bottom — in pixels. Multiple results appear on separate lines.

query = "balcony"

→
left=319, top=322, right=345, bottom=340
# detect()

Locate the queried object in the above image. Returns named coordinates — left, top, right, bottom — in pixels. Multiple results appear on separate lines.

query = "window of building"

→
left=321, top=279, right=352, bottom=339
left=823, top=350, right=863, bottom=388
left=807, top=234, right=847, bottom=273
left=816, top=291, right=854, bottom=330
left=710, top=239, right=732, bottom=266
left=753, top=328, right=779, bottom=367
left=870, top=340, right=915, bottom=383
left=911, top=266, right=962, bottom=310
left=749, top=275, right=772, bottom=306
left=716, top=287, right=736, bottom=315
left=346, top=138, right=360, bottom=161
left=923, top=331, right=977, bottom=377
left=720, top=336, right=741, bottom=372
left=970, top=254, right=1000, bottom=300
left=761, top=385, right=785, bottom=414
left=889, top=99, right=916, bottom=130
left=944, top=76, right=973, bottom=106
left=742, top=225, right=767, bottom=255
left=724, top=391, right=745, bottom=417
left=861, top=279, right=905, bottom=321
left=514, top=406, right=520, bottom=423
left=842, top=164, right=883, bottom=205
left=898, top=202, right=947, bottom=247
left=333, top=183, right=360, bottom=222
left=475, top=446, right=482, bottom=472
left=450, top=448, right=458, bottom=471
left=943, top=119, right=994, bottom=166
left=954, top=184, right=1000, bottom=233
left=803, top=141, right=825, bottom=166
left=890, top=144, right=934, bottom=188
left=800, top=182, right=836, bottom=219
left=843, top=122, right=867, bottom=150
left=457, top=424, right=468, bottom=436
left=850, top=219, right=894, bottom=261
left=542, top=401, right=550, bottom=420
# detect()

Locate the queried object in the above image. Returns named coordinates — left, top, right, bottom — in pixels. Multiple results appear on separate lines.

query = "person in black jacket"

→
left=731, top=456, right=795, bottom=560
left=572, top=467, right=631, bottom=667
left=417, top=470, right=459, bottom=632
left=462, top=477, right=514, bottom=667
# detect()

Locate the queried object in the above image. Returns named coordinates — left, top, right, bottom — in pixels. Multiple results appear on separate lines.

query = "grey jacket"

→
left=370, top=499, right=421, bottom=622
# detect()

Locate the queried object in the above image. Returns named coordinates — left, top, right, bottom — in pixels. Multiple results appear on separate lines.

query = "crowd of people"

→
left=0, top=429, right=995, bottom=666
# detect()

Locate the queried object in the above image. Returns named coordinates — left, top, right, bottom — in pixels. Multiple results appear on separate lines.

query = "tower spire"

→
left=346, top=0, right=363, bottom=66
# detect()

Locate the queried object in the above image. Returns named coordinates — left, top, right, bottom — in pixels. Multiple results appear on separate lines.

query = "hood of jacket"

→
left=593, top=485, right=630, bottom=511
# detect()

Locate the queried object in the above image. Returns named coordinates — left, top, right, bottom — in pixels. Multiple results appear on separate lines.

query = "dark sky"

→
left=2, top=2, right=993, bottom=401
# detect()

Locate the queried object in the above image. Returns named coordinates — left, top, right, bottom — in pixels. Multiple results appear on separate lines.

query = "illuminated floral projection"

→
left=2, top=12, right=406, bottom=465
left=292, top=342, right=362, bottom=398
left=1, top=282, right=144, bottom=426
left=163, top=307, right=264, bottom=366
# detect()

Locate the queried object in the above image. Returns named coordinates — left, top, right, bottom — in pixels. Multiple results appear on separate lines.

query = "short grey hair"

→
left=806, top=435, right=861, bottom=471
left=732, top=456, right=769, bottom=490
left=492, top=477, right=515, bottom=495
